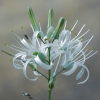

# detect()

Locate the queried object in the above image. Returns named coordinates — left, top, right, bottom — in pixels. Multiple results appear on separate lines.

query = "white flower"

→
left=52, top=20, right=97, bottom=84
left=7, top=8, right=97, bottom=84
left=9, top=27, right=53, bottom=81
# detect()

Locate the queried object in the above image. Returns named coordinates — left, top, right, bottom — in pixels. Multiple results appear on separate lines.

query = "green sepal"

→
left=28, top=7, right=39, bottom=31
left=53, top=17, right=65, bottom=39
left=48, top=8, right=54, bottom=28
left=38, top=52, right=46, bottom=63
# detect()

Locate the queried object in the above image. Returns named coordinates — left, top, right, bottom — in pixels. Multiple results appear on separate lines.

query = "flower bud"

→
left=53, top=17, right=65, bottom=39
left=28, top=7, right=39, bottom=31
left=48, top=8, right=54, bottom=28
left=38, top=52, right=46, bottom=63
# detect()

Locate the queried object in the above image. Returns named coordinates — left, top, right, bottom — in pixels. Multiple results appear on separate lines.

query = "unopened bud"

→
left=28, top=7, right=39, bottom=31
left=48, top=8, right=54, bottom=28
left=53, top=17, right=65, bottom=39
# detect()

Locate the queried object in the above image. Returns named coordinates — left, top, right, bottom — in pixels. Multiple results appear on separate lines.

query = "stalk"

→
left=48, top=47, right=52, bottom=100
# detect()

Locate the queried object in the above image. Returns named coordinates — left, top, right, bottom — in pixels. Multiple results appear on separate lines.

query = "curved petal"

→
left=13, top=52, right=26, bottom=69
left=59, top=30, right=70, bottom=41
left=40, top=43, right=59, bottom=50
left=62, top=62, right=78, bottom=76
left=21, top=39, right=33, bottom=50
left=50, top=50, right=64, bottom=61
left=61, top=53, right=70, bottom=66
left=77, top=63, right=89, bottom=84
left=76, top=67, right=85, bottom=80
left=68, top=39, right=82, bottom=55
left=23, top=59, right=38, bottom=81
left=34, top=56, right=52, bottom=70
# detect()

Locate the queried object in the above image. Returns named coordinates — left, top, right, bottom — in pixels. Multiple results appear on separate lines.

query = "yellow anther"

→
left=92, top=48, right=96, bottom=50
left=10, top=59, right=12, bottom=62
left=4, top=43, right=6, bottom=46
left=81, top=36, right=84, bottom=38
left=21, top=26, right=23, bottom=29
left=74, top=33, right=77, bottom=36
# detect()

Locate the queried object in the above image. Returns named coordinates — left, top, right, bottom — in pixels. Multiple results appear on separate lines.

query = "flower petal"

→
left=76, top=67, right=85, bottom=80
left=13, top=53, right=26, bottom=69
left=34, top=56, right=52, bottom=70
left=77, top=63, right=89, bottom=84
left=62, top=62, right=78, bottom=76
left=23, top=59, right=38, bottom=81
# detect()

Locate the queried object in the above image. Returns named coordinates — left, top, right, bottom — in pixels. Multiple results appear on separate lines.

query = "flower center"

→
left=33, top=52, right=38, bottom=56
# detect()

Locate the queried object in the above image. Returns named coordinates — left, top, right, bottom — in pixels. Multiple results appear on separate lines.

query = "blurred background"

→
left=0, top=0, right=100, bottom=100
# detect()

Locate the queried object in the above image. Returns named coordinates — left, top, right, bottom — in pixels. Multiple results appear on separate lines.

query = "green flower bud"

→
left=48, top=8, right=54, bottom=28
left=53, top=17, right=65, bottom=39
left=28, top=7, right=39, bottom=31
left=38, top=52, right=46, bottom=63
left=46, top=26, right=54, bottom=38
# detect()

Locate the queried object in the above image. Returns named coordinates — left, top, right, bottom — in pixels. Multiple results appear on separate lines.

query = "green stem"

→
left=48, top=88, right=52, bottom=100
left=48, top=47, right=51, bottom=81
left=48, top=47, right=52, bottom=100
left=36, top=70, right=48, bottom=80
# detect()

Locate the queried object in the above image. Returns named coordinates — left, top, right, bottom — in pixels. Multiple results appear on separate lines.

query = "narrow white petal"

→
left=53, top=55, right=61, bottom=76
left=23, top=59, right=38, bottom=81
left=21, top=39, right=32, bottom=50
left=76, top=67, right=85, bottom=80
left=40, top=43, right=59, bottom=50
left=77, top=64, right=89, bottom=84
left=62, top=63, right=78, bottom=76
left=50, top=50, right=64, bottom=61
left=13, top=53, right=26, bottom=69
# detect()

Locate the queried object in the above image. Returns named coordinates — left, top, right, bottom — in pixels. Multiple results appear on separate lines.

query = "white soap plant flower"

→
left=1, top=7, right=97, bottom=100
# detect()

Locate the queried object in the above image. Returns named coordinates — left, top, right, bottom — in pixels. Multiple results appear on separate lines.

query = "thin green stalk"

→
left=48, top=88, right=52, bottom=100
left=53, top=69, right=64, bottom=78
left=36, top=70, right=48, bottom=80
left=48, top=47, right=52, bottom=100
left=48, top=47, right=51, bottom=81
